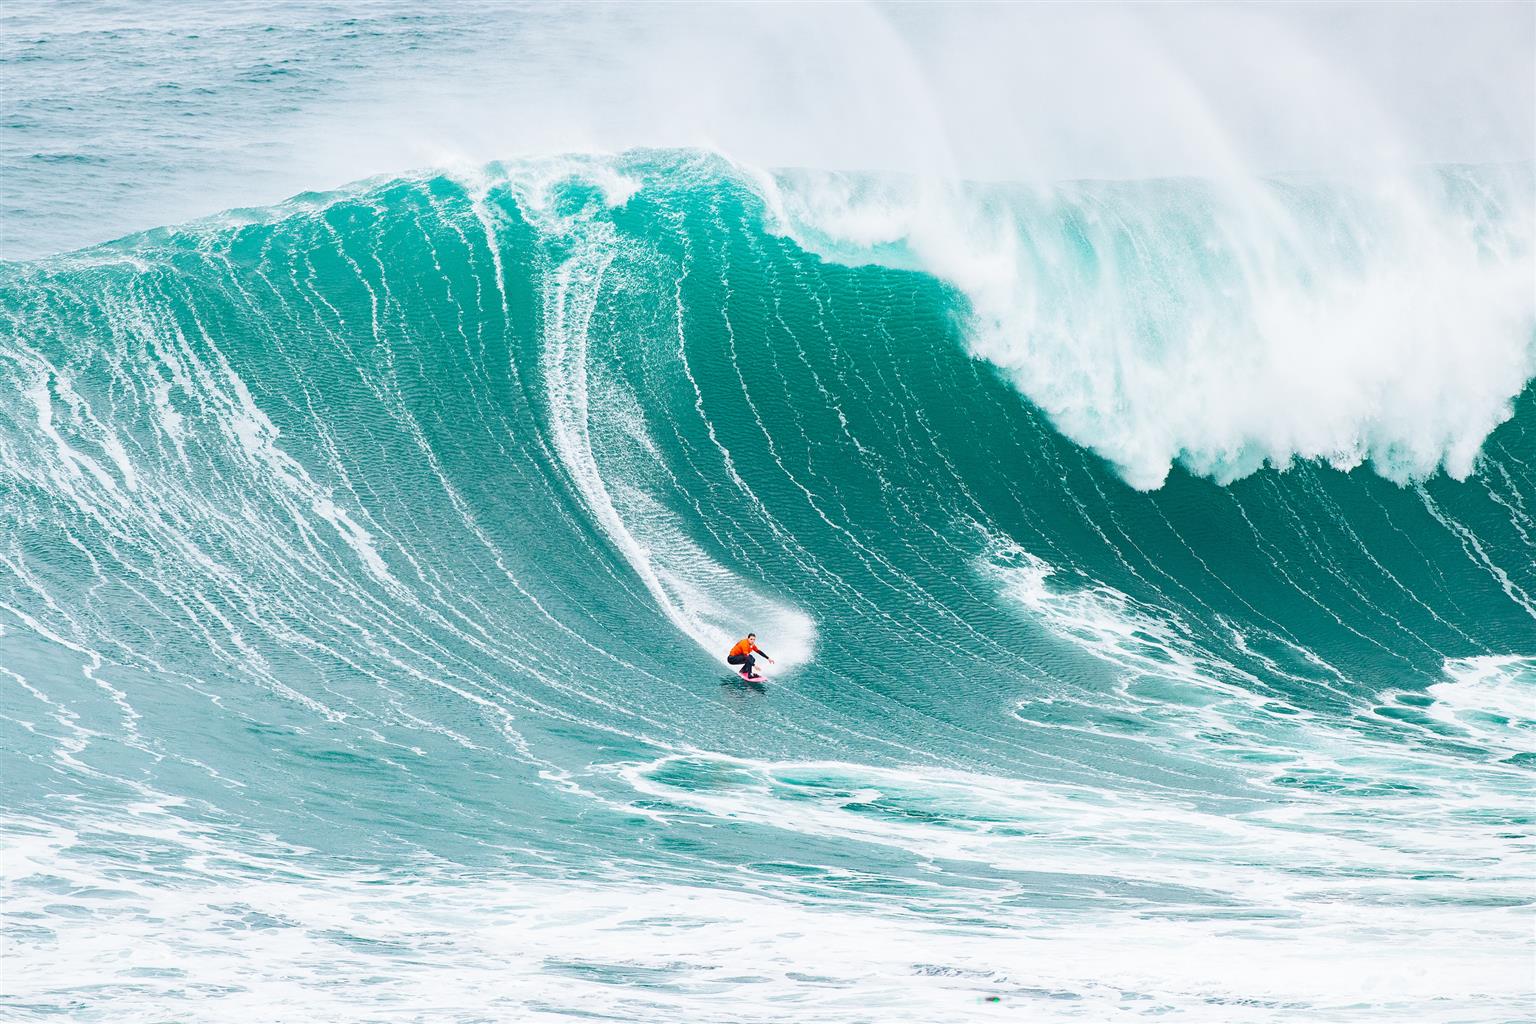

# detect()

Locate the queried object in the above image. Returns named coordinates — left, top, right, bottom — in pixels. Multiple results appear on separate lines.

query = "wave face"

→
left=2, top=152, right=1534, bottom=1022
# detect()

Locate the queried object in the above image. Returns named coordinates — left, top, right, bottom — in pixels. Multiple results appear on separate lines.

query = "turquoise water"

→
left=3, top=7, right=1535, bottom=1023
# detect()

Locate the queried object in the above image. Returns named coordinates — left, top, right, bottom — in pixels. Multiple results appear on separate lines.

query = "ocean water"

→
left=3, top=5, right=1534, bottom=1023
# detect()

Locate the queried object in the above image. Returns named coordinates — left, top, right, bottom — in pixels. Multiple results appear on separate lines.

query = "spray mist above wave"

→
left=5, top=4, right=1532, bottom=260
left=760, top=163, right=1536, bottom=490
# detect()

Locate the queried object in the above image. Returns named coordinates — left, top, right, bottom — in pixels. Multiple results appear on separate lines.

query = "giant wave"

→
left=2, top=151, right=1533, bottom=1021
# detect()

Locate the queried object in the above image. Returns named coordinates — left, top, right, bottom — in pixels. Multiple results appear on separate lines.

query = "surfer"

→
left=727, top=633, right=773, bottom=680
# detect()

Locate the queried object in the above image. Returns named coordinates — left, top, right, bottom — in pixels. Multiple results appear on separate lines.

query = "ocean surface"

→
left=3, top=5, right=1534, bottom=1022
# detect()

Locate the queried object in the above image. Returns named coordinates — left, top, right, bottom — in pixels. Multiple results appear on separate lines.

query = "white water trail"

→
left=533, top=176, right=814, bottom=670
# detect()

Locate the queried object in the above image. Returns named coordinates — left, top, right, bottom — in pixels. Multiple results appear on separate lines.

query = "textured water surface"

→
left=2, top=6, right=1534, bottom=1023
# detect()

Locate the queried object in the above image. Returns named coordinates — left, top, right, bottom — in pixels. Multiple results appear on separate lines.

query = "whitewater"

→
left=2, top=4, right=1533, bottom=1022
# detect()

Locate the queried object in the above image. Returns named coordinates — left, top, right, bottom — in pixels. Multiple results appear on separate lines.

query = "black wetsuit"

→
left=727, top=651, right=767, bottom=675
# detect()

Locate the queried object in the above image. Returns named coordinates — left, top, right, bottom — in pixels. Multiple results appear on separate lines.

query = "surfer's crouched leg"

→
left=727, top=653, right=754, bottom=676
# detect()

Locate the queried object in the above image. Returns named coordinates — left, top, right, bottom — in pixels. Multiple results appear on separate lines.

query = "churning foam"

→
left=760, top=166, right=1536, bottom=489
left=1427, top=655, right=1536, bottom=757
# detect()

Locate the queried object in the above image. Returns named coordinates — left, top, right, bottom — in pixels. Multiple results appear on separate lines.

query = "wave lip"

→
left=763, top=163, right=1536, bottom=489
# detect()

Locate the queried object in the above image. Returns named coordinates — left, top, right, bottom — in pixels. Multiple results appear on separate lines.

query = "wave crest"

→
left=762, top=163, right=1536, bottom=488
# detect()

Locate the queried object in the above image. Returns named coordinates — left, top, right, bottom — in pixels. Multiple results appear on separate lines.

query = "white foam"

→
left=762, top=167, right=1536, bottom=489
left=1427, top=656, right=1536, bottom=755
left=5, top=805, right=1530, bottom=1024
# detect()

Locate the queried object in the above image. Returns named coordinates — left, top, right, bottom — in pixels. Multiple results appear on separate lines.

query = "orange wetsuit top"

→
left=729, top=638, right=762, bottom=659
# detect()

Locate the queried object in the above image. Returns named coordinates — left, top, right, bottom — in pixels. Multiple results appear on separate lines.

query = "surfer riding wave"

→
left=726, top=633, right=773, bottom=680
